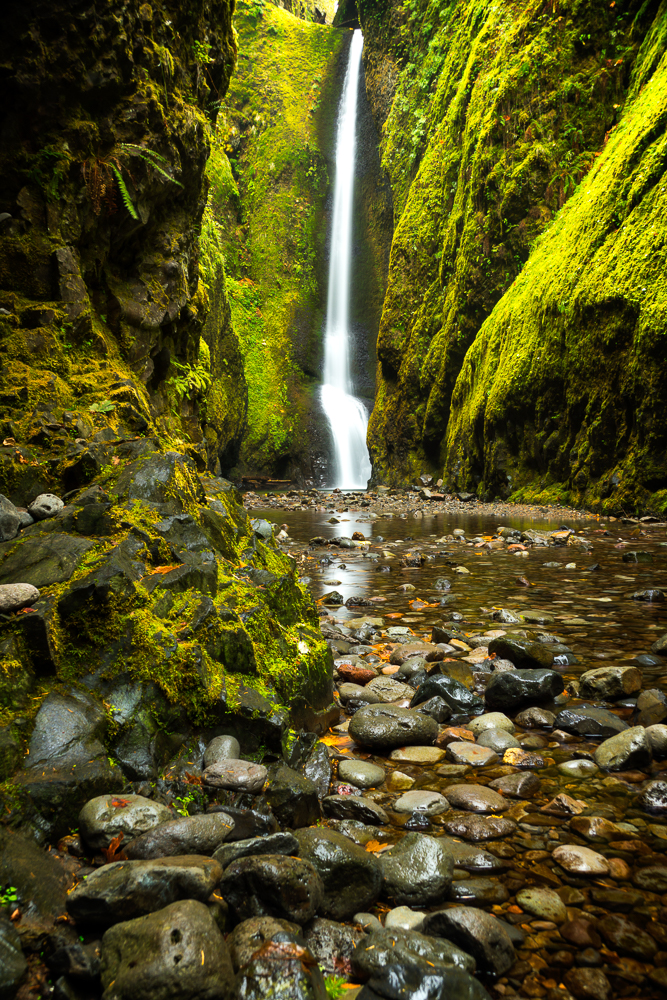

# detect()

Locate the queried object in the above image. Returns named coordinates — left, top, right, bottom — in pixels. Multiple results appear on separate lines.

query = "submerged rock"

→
left=380, top=832, right=453, bottom=906
left=349, top=704, right=438, bottom=750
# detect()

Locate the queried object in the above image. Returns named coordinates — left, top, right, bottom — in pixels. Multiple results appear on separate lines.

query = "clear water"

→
left=320, top=30, right=372, bottom=490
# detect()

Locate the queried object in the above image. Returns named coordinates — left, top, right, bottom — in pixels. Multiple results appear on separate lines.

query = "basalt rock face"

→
left=0, top=0, right=246, bottom=498
left=355, top=0, right=667, bottom=509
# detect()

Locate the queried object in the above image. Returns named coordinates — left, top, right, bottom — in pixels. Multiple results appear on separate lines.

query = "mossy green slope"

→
left=208, top=0, right=346, bottom=478
left=363, top=0, right=657, bottom=484
left=445, top=4, right=667, bottom=514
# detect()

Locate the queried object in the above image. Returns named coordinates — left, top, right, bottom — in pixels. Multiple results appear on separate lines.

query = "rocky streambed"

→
left=2, top=490, right=667, bottom=1000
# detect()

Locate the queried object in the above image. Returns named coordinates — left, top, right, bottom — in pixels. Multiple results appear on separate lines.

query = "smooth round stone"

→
left=393, top=791, right=449, bottom=817
left=203, top=735, right=241, bottom=768
left=593, top=726, right=652, bottom=771
left=202, top=759, right=268, bottom=793
left=384, top=905, right=425, bottom=932
left=354, top=912, right=382, bottom=933
left=467, top=713, right=515, bottom=735
left=442, top=815, right=516, bottom=841
left=446, top=743, right=499, bottom=767
left=389, top=746, right=446, bottom=765
left=517, top=888, right=567, bottom=924
left=476, top=729, right=521, bottom=753
left=338, top=759, right=386, bottom=789
left=557, top=759, right=599, bottom=778
left=443, top=785, right=506, bottom=814
left=386, top=771, right=415, bottom=791
left=434, top=764, right=470, bottom=778
left=449, top=879, right=510, bottom=905
left=552, top=845, right=610, bottom=876
left=349, top=704, right=438, bottom=750
left=365, top=675, right=415, bottom=702
left=339, top=682, right=381, bottom=704
left=514, top=707, right=556, bottom=729
left=0, top=583, right=40, bottom=613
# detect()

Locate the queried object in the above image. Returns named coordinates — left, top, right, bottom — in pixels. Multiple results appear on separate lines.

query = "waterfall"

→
left=320, top=29, right=372, bottom=490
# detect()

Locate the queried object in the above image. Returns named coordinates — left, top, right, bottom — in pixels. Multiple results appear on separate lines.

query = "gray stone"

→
left=0, top=534, right=95, bottom=588
left=423, top=906, right=515, bottom=976
left=213, top=832, right=299, bottom=869
left=446, top=743, right=499, bottom=766
left=514, top=707, right=556, bottom=729
left=443, top=784, right=506, bottom=813
left=265, top=765, right=320, bottom=828
left=484, top=668, right=564, bottom=709
left=449, top=879, right=510, bottom=906
left=437, top=836, right=508, bottom=874
left=322, top=795, right=389, bottom=826
left=338, top=759, right=385, bottom=789
left=475, top=729, right=521, bottom=753
left=349, top=703, right=438, bottom=750
left=0, top=495, right=19, bottom=542
left=100, top=899, right=234, bottom=1000
left=380, top=832, right=453, bottom=906
left=393, top=791, right=449, bottom=817
left=487, top=636, right=554, bottom=670
left=552, top=845, right=610, bottom=875
left=339, top=682, right=381, bottom=704
left=352, top=927, right=475, bottom=980
left=638, top=780, right=667, bottom=814
left=227, top=916, right=301, bottom=970
left=79, top=794, right=174, bottom=851
left=516, top=888, right=567, bottom=923
left=414, top=695, right=452, bottom=723
left=0, top=912, right=26, bottom=999
left=579, top=666, right=642, bottom=700
left=202, top=759, right=267, bottom=793
left=442, top=815, right=517, bottom=841
left=557, top=759, right=600, bottom=778
left=488, top=772, right=540, bottom=798
left=385, top=906, right=426, bottom=932
left=125, top=813, right=235, bottom=859
left=637, top=689, right=667, bottom=726
left=365, top=675, right=415, bottom=702
left=389, top=745, right=446, bottom=765
left=354, top=912, right=381, bottom=933
left=0, top=583, right=39, bottom=613
left=203, top=735, right=240, bottom=768
left=555, top=706, right=629, bottom=738
left=594, top=727, right=652, bottom=771
left=27, top=493, right=64, bottom=521
left=410, top=673, right=484, bottom=715
left=294, top=827, right=382, bottom=920
left=303, top=917, right=367, bottom=977
left=645, top=725, right=667, bottom=758
left=467, top=713, right=515, bottom=735
left=219, top=854, right=324, bottom=924
left=67, top=856, right=222, bottom=924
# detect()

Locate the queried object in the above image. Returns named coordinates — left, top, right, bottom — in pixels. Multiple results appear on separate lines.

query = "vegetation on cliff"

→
left=358, top=0, right=663, bottom=499
left=445, top=4, right=667, bottom=514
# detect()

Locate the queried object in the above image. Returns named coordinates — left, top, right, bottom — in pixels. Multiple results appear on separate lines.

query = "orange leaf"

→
left=111, top=797, right=131, bottom=808
left=385, top=612, right=403, bottom=619
left=151, top=564, right=182, bottom=575
left=102, top=832, right=127, bottom=863
left=365, top=841, right=391, bottom=854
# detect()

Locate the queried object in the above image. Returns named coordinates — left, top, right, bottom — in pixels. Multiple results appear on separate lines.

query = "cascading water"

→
left=320, top=30, right=372, bottom=490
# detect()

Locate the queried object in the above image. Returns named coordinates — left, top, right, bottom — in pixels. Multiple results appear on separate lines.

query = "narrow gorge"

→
left=0, top=2, right=666, bottom=1000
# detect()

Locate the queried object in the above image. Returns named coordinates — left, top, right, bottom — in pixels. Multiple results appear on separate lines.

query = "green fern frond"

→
left=109, top=165, right=139, bottom=220
left=119, top=144, right=183, bottom=187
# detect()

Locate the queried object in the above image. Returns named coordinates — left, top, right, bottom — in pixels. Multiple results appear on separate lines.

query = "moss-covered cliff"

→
left=0, top=0, right=246, bottom=493
left=357, top=0, right=663, bottom=494
left=445, top=4, right=667, bottom=514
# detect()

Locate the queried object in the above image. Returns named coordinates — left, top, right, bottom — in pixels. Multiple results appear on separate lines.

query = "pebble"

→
left=27, top=492, right=64, bottom=520
left=446, top=743, right=499, bottom=766
left=516, top=887, right=567, bottom=923
left=202, top=735, right=241, bottom=767
left=386, top=770, right=415, bottom=790
left=202, top=759, right=268, bottom=792
left=338, top=759, right=386, bottom=788
left=467, top=712, right=515, bottom=734
left=475, top=728, right=521, bottom=752
left=442, top=815, right=517, bottom=841
left=0, top=582, right=39, bottom=613
left=443, top=784, right=506, bottom=813
left=393, top=790, right=449, bottom=816
left=557, top=759, right=599, bottom=778
left=552, top=844, right=610, bottom=875
left=349, top=703, right=438, bottom=750
left=389, top=745, right=446, bottom=765
left=384, top=905, right=426, bottom=932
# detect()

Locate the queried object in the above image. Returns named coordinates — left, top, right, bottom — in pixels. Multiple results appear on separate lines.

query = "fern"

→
left=120, top=144, right=183, bottom=187
left=109, top=165, right=139, bottom=220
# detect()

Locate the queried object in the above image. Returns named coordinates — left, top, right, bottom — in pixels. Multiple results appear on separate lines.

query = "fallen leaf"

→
left=102, top=832, right=127, bottom=863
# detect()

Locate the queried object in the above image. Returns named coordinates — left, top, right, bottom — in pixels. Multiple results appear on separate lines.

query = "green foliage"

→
left=108, top=164, right=139, bottom=220
left=119, top=144, right=183, bottom=187
left=193, top=41, right=212, bottom=65
left=324, top=976, right=348, bottom=1000
left=89, top=399, right=116, bottom=413
left=167, top=359, right=212, bottom=401
left=0, top=886, right=18, bottom=908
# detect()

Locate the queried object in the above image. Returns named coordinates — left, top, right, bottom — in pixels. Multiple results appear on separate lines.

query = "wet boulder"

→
left=235, top=928, right=328, bottom=1000
left=100, top=899, right=234, bottom=1000
left=484, top=669, right=564, bottom=710
left=294, top=828, right=382, bottom=920
left=213, top=832, right=299, bottom=869
left=422, top=906, right=515, bottom=976
left=579, top=666, right=642, bottom=700
left=349, top=704, right=438, bottom=750
left=356, top=964, right=490, bottom=1000
left=79, top=794, right=173, bottom=851
left=227, top=916, right=301, bottom=970
left=410, top=674, right=484, bottom=716
left=352, top=927, right=475, bottom=980
left=487, top=636, right=554, bottom=669
left=125, top=813, right=235, bottom=859
left=594, top=727, right=652, bottom=771
left=555, top=705, right=629, bottom=738
left=264, top=764, right=320, bottom=828
left=219, top=855, right=324, bottom=924
left=380, top=833, right=453, bottom=906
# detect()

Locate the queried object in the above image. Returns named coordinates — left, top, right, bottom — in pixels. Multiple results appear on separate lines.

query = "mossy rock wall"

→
left=445, top=4, right=667, bottom=515
left=358, top=0, right=661, bottom=487
left=0, top=0, right=246, bottom=493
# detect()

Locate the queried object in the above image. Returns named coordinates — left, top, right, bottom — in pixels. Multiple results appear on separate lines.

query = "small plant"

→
left=82, top=145, right=181, bottom=221
left=324, top=976, right=347, bottom=999
left=89, top=400, right=116, bottom=413
left=173, top=794, right=195, bottom=817
left=0, top=886, right=18, bottom=908
left=167, top=359, right=212, bottom=401
left=192, top=40, right=212, bottom=65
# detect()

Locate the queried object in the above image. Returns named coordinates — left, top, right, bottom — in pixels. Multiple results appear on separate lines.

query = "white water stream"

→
left=320, top=30, right=372, bottom=489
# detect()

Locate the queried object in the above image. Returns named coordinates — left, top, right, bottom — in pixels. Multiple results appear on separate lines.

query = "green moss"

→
left=365, top=0, right=656, bottom=484
left=445, top=4, right=667, bottom=514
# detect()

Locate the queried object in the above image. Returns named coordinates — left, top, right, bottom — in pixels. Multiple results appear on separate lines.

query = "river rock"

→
left=638, top=779, right=667, bottom=814
left=235, top=927, right=326, bottom=997
left=303, top=917, right=366, bottom=976
left=385, top=906, right=426, bottom=932
left=638, top=689, right=667, bottom=726
left=437, top=836, right=507, bottom=874
left=380, top=832, right=453, bottom=906
left=488, top=772, right=540, bottom=798
left=338, top=759, right=385, bottom=789
left=484, top=668, right=564, bottom=709
left=389, top=745, right=446, bottom=765
left=516, top=888, right=567, bottom=923
left=0, top=582, right=40, bottom=613
left=487, top=636, right=554, bottom=669
left=410, top=674, right=484, bottom=715
left=264, top=765, right=320, bottom=828
left=353, top=927, right=476, bottom=983
left=356, top=964, right=490, bottom=1000
left=557, top=759, right=599, bottom=778
left=27, top=493, right=64, bottom=521
left=579, top=666, right=642, bottom=700
left=475, top=729, right=521, bottom=753
left=67, top=856, right=222, bottom=923
left=467, top=713, right=515, bottom=734
left=449, top=879, right=510, bottom=906
left=446, top=743, right=499, bottom=766
left=633, top=863, right=667, bottom=892
left=0, top=911, right=27, bottom=998
left=443, top=784, right=506, bottom=813
left=552, top=845, right=610, bottom=875
left=339, top=682, right=381, bottom=704
left=393, top=791, right=449, bottom=816
left=514, top=707, right=556, bottom=728
left=202, top=759, right=267, bottom=793
left=415, top=695, right=452, bottom=723
left=563, top=969, right=611, bottom=1000
left=294, top=827, right=382, bottom=920
left=79, top=794, right=173, bottom=851
left=593, top=726, right=652, bottom=771
left=349, top=704, right=438, bottom=750
left=227, top=916, right=301, bottom=970
left=442, top=815, right=516, bottom=841
left=220, top=855, right=323, bottom=924
left=322, top=795, right=389, bottom=825
left=100, top=899, right=234, bottom=1000
left=597, top=913, right=657, bottom=960
left=125, top=813, right=235, bottom=859
left=365, top=675, right=415, bottom=702
left=555, top=706, right=629, bottom=738
left=0, top=495, right=20, bottom=541
left=213, top=832, right=299, bottom=869
left=422, top=906, right=515, bottom=976
left=202, top=735, right=240, bottom=767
